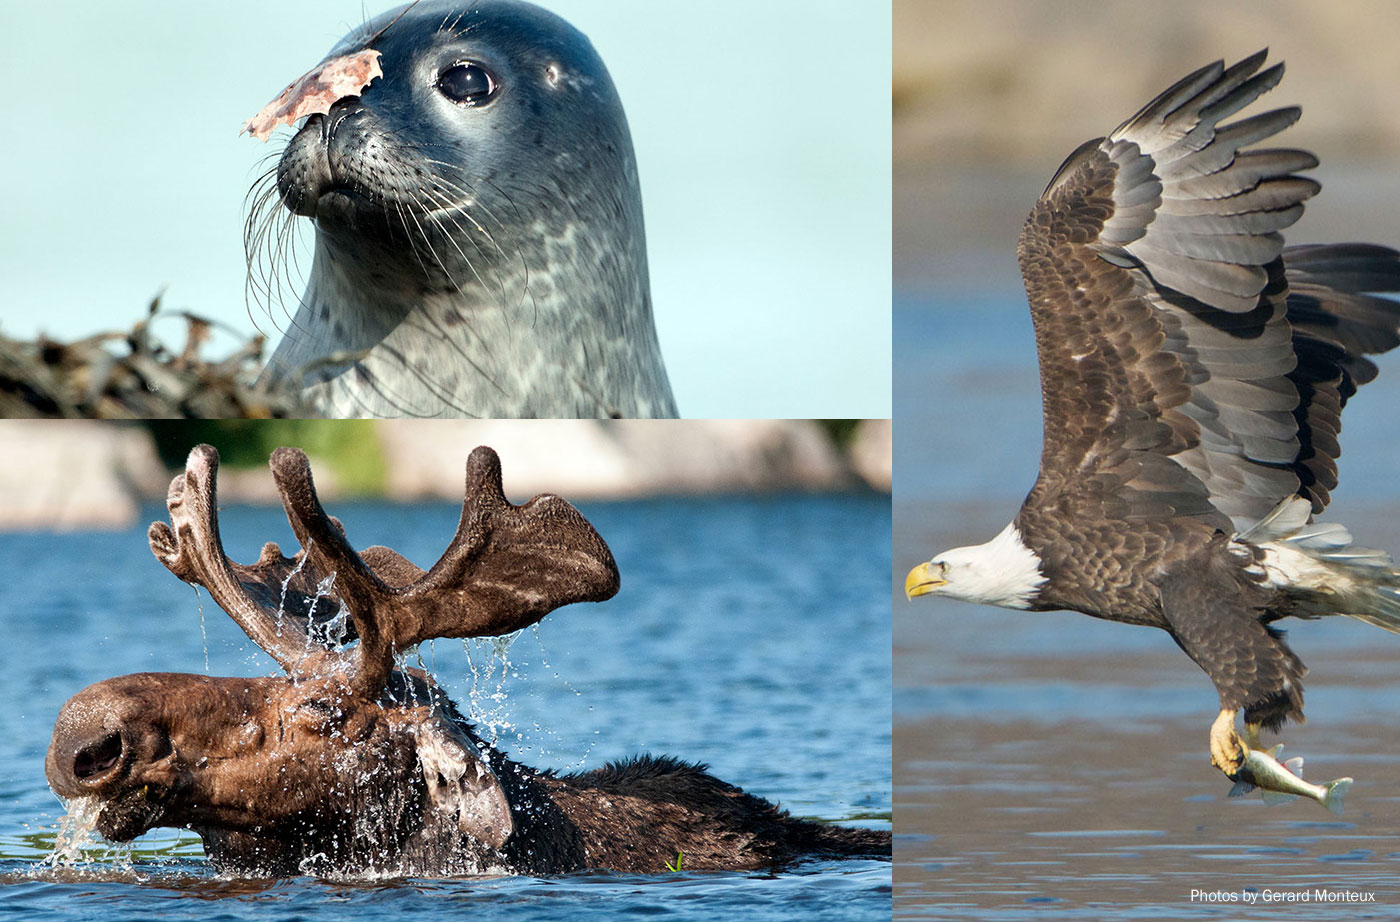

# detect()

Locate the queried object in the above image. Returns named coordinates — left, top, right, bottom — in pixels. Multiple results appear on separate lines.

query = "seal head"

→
left=253, top=0, right=677, bottom=417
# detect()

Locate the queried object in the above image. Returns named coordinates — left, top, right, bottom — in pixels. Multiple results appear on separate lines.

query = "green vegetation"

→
left=816, top=419, right=863, bottom=447
left=136, top=419, right=875, bottom=499
left=143, top=420, right=388, bottom=496
left=665, top=850, right=684, bottom=872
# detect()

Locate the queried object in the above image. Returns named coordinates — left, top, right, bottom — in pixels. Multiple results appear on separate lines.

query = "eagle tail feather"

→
left=1247, top=497, right=1400, bottom=633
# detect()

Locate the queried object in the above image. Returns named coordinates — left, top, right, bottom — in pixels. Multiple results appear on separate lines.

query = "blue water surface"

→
left=0, top=492, right=891, bottom=920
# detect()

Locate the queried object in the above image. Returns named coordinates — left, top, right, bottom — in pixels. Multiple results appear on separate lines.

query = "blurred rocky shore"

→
left=895, top=0, right=1400, bottom=170
left=0, top=420, right=890, bottom=531
left=894, top=0, right=1400, bottom=287
left=0, top=304, right=303, bottom=419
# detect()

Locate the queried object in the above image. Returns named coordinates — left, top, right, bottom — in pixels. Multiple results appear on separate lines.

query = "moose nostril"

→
left=73, top=733, right=122, bottom=780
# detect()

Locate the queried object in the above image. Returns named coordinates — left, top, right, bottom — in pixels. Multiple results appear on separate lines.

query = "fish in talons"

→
left=1227, top=743, right=1353, bottom=815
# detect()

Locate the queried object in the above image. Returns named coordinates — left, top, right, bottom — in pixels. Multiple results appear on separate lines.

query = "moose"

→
left=46, top=445, right=889, bottom=877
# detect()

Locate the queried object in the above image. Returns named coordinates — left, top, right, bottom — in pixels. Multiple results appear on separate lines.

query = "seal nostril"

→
left=73, top=733, right=122, bottom=780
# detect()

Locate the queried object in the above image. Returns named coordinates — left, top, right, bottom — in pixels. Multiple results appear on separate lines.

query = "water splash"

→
left=525, top=626, right=594, bottom=772
left=461, top=633, right=522, bottom=745
left=193, top=586, right=210, bottom=674
left=307, top=576, right=348, bottom=649
left=43, top=796, right=104, bottom=867
left=36, top=796, right=157, bottom=876
left=274, top=540, right=315, bottom=640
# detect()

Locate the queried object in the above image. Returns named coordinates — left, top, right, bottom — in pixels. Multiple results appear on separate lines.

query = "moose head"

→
left=46, top=444, right=618, bottom=875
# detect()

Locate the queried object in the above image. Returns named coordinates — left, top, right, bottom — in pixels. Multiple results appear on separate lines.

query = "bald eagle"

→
left=906, top=51, right=1400, bottom=782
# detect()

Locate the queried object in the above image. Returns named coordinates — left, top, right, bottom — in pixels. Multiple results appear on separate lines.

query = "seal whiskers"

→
left=244, top=164, right=309, bottom=337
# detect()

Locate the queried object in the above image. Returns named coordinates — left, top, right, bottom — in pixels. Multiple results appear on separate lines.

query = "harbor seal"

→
left=249, top=0, right=678, bottom=418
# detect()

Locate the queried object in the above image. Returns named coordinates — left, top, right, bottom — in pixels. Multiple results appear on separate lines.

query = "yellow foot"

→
left=1209, top=709, right=1248, bottom=776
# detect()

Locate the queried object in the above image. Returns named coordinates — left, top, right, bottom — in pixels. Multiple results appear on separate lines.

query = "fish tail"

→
left=1321, top=777, right=1353, bottom=815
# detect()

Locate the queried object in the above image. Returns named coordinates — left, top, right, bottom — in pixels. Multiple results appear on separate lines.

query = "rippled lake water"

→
left=896, top=294, right=1400, bottom=919
left=0, top=492, right=891, bottom=920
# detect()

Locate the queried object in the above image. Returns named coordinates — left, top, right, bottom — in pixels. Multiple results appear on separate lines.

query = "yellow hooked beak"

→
left=905, top=562, right=946, bottom=599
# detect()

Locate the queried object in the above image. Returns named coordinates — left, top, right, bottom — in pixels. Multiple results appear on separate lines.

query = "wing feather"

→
left=1157, top=177, right=1320, bottom=217
left=1016, top=50, right=1400, bottom=539
left=1281, top=244, right=1400, bottom=509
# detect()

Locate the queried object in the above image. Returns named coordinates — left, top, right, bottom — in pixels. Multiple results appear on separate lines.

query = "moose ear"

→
left=415, top=717, right=513, bottom=850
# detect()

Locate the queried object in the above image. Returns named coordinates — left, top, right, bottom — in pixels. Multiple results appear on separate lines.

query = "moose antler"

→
left=148, top=445, right=341, bottom=675
left=149, top=444, right=620, bottom=696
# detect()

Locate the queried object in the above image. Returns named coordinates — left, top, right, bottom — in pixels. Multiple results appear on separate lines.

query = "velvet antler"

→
left=149, top=445, right=620, bottom=696
left=148, top=445, right=342, bottom=675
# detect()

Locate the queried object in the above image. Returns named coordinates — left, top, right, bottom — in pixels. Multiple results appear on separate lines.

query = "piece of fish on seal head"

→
left=251, top=0, right=677, bottom=419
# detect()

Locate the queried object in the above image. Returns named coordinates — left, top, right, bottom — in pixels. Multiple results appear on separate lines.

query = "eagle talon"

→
left=1209, top=709, right=1248, bottom=776
left=1213, top=747, right=1246, bottom=778
left=1213, top=746, right=1246, bottom=778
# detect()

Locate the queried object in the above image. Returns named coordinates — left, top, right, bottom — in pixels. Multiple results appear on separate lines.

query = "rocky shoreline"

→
left=0, top=420, right=890, bottom=531
left=895, top=0, right=1400, bottom=171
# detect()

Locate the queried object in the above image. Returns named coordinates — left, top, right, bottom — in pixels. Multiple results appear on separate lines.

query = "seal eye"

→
left=437, top=61, right=498, bottom=106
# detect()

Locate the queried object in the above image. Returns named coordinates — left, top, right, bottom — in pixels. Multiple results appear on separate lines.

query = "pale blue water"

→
left=0, top=492, right=891, bottom=920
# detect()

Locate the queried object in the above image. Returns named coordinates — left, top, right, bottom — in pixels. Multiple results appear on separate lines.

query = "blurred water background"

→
left=895, top=1, right=1400, bottom=916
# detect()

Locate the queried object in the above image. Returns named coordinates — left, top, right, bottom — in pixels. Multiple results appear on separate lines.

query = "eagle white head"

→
left=905, top=523, right=1046, bottom=610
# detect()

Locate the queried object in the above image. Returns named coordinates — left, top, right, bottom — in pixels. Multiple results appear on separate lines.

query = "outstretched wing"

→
left=1017, top=50, right=1400, bottom=534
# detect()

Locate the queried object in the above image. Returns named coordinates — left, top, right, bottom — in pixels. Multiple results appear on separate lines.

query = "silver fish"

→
left=1228, top=745, right=1353, bottom=815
